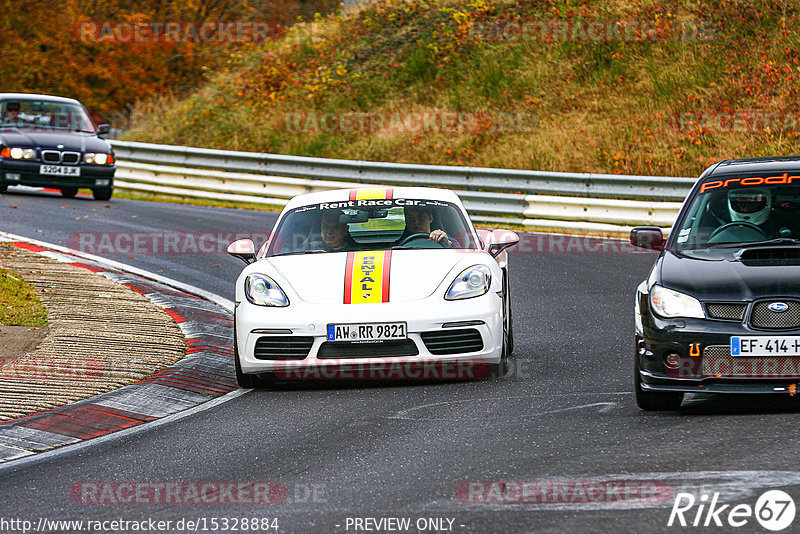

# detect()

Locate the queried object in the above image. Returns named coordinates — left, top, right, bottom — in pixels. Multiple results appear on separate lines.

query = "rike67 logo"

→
left=669, top=490, right=796, bottom=531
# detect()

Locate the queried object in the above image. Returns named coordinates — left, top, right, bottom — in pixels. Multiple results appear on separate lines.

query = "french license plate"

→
left=731, top=336, right=800, bottom=356
left=327, top=322, right=406, bottom=342
left=40, top=165, right=80, bottom=176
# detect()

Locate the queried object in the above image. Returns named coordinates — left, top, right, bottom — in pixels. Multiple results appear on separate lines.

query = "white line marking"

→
left=389, top=393, right=627, bottom=420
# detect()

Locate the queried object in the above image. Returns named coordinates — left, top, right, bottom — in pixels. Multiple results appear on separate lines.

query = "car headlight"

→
left=445, top=265, right=492, bottom=301
left=84, top=153, right=112, bottom=164
left=5, top=147, right=35, bottom=159
left=245, top=274, right=289, bottom=307
left=649, top=285, right=704, bottom=319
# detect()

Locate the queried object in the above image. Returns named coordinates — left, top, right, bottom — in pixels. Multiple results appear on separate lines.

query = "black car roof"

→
left=707, top=156, right=800, bottom=177
left=0, top=93, right=81, bottom=105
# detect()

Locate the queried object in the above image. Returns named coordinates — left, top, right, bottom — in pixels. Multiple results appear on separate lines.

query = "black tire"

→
left=490, top=335, right=509, bottom=378
left=503, top=269, right=514, bottom=355
left=93, top=187, right=112, bottom=201
left=0, top=183, right=7, bottom=193
left=60, top=187, right=78, bottom=198
left=634, top=355, right=683, bottom=411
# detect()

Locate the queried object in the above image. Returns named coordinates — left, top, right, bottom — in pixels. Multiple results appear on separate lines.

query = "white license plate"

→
left=40, top=165, right=80, bottom=176
left=731, top=336, right=800, bottom=356
left=327, top=322, right=406, bottom=342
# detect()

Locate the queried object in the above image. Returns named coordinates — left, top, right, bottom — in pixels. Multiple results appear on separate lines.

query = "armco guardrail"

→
left=109, top=140, right=694, bottom=234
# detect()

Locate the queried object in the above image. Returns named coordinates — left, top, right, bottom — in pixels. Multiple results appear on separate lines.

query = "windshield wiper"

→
left=711, top=238, right=800, bottom=249
left=269, top=249, right=327, bottom=257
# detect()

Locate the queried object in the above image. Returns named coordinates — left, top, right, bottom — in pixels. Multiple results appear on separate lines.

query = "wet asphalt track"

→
left=2, top=188, right=800, bottom=533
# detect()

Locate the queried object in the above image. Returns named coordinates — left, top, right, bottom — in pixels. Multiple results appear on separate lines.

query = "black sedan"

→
left=631, top=156, right=800, bottom=410
left=0, top=93, right=115, bottom=200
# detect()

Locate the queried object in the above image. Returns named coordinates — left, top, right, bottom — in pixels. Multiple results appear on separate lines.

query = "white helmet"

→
left=728, top=188, right=771, bottom=226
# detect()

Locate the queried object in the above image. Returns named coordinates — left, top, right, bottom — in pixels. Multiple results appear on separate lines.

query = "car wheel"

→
left=503, top=269, right=514, bottom=355
left=634, top=353, right=683, bottom=411
left=93, top=188, right=112, bottom=201
left=0, top=184, right=7, bottom=193
left=490, top=335, right=509, bottom=378
left=60, top=187, right=78, bottom=198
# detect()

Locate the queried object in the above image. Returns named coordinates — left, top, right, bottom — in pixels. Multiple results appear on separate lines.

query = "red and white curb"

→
left=0, top=232, right=241, bottom=463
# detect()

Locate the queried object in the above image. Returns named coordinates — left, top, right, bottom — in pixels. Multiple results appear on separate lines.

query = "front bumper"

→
left=1, top=159, right=115, bottom=189
left=236, top=292, right=504, bottom=379
left=637, top=292, right=800, bottom=394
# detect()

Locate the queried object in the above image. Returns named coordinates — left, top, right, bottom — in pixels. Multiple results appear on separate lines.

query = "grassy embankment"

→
left=121, top=0, right=800, bottom=180
left=0, top=269, right=47, bottom=327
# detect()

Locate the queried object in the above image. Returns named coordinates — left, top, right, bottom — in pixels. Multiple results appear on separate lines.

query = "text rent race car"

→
left=227, top=187, right=519, bottom=386
left=631, top=156, right=800, bottom=410
left=0, top=93, right=115, bottom=200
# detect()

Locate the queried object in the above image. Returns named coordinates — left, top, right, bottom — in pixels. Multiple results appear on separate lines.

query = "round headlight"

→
left=94, top=153, right=108, bottom=165
left=9, top=147, right=23, bottom=159
left=467, top=272, right=483, bottom=288
left=22, top=148, right=35, bottom=159
left=84, top=153, right=95, bottom=164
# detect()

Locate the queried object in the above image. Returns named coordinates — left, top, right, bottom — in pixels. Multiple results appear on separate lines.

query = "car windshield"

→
left=671, top=175, right=800, bottom=258
left=0, top=100, right=95, bottom=132
left=266, top=198, right=479, bottom=256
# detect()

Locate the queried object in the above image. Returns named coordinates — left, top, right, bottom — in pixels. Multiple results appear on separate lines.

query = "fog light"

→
left=95, top=178, right=110, bottom=186
left=665, top=352, right=681, bottom=369
left=5, top=173, right=21, bottom=181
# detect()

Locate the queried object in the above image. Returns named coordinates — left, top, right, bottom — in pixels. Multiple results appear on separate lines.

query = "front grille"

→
left=741, top=247, right=800, bottom=266
left=317, top=340, right=419, bottom=359
left=706, top=303, right=747, bottom=321
left=750, top=300, right=800, bottom=330
left=41, top=150, right=60, bottom=163
left=61, top=151, right=80, bottom=164
left=420, top=328, right=483, bottom=355
left=253, top=336, right=313, bottom=360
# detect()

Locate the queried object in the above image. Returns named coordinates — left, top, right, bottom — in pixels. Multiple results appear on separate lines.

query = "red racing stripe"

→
left=381, top=250, right=392, bottom=302
left=343, top=251, right=355, bottom=304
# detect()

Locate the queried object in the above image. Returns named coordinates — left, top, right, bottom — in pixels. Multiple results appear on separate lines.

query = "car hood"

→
left=658, top=250, right=800, bottom=301
left=0, top=129, right=109, bottom=152
left=266, top=249, right=478, bottom=304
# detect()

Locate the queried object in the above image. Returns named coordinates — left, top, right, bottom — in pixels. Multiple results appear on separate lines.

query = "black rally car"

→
left=631, top=156, right=800, bottom=410
left=0, top=93, right=115, bottom=200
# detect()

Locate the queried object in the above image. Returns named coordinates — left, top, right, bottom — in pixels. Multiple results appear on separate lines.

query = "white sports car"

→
left=227, top=186, right=519, bottom=387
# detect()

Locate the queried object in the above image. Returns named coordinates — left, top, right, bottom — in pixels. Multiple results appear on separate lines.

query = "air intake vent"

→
left=421, top=328, right=483, bottom=355
left=741, top=247, right=800, bottom=266
left=41, top=150, right=60, bottom=163
left=317, top=340, right=419, bottom=359
left=750, top=301, right=800, bottom=330
left=61, top=151, right=80, bottom=164
left=253, top=336, right=313, bottom=360
left=706, top=303, right=747, bottom=321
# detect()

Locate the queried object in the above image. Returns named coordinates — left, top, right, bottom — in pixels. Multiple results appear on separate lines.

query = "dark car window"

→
left=0, top=100, right=95, bottom=132
left=266, top=199, right=478, bottom=256
left=672, top=174, right=800, bottom=256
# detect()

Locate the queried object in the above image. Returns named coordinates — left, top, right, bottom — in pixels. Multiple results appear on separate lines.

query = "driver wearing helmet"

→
left=726, top=188, right=791, bottom=238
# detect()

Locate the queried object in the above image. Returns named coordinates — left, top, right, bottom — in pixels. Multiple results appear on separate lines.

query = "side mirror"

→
left=97, top=124, right=111, bottom=136
left=228, top=239, right=257, bottom=264
left=630, top=226, right=665, bottom=251
left=487, top=229, right=520, bottom=257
